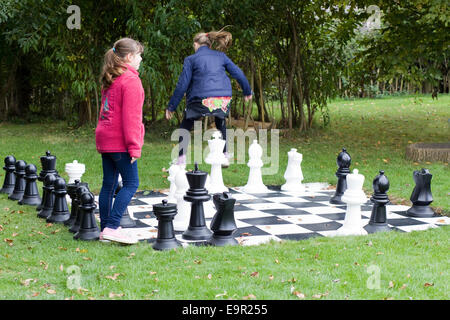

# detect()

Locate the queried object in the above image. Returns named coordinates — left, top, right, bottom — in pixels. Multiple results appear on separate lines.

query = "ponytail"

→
left=193, top=27, right=232, bottom=52
left=100, top=37, right=144, bottom=90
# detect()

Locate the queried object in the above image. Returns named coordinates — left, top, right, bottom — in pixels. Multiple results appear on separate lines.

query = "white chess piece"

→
left=166, top=161, right=180, bottom=203
left=65, top=160, right=85, bottom=184
left=173, top=164, right=191, bottom=231
left=241, top=140, right=269, bottom=193
left=335, top=169, right=368, bottom=236
left=205, top=131, right=228, bottom=194
left=281, top=148, right=304, bottom=192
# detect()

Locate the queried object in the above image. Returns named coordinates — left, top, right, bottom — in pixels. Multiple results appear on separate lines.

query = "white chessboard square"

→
left=281, top=191, right=328, bottom=198
left=127, top=205, right=154, bottom=213
left=413, top=216, right=450, bottom=225
left=386, top=205, right=411, bottom=212
left=281, top=214, right=334, bottom=224
left=301, top=206, right=346, bottom=215
left=256, top=224, right=313, bottom=235
left=386, top=211, right=410, bottom=219
left=139, top=218, right=158, bottom=227
left=265, top=196, right=310, bottom=203
left=229, top=193, right=258, bottom=201
left=236, top=235, right=281, bottom=246
left=393, top=224, right=438, bottom=233
left=127, top=227, right=158, bottom=240
left=243, top=202, right=294, bottom=211
left=234, top=210, right=275, bottom=219
left=139, top=197, right=170, bottom=205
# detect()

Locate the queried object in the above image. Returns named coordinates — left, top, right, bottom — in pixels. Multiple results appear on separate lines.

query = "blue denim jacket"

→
left=167, top=46, right=252, bottom=112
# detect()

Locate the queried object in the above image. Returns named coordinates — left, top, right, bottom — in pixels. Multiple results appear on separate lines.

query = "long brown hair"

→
left=100, top=37, right=144, bottom=90
left=193, top=27, right=232, bottom=52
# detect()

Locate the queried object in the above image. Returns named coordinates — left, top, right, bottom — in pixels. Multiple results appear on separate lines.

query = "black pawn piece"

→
left=74, top=192, right=100, bottom=241
left=152, top=199, right=181, bottom=250
left=69, top=185, right=90, bottom=233
left=46, top=177, right=70, bottom=223
left=116, top=179, right=136, bottom=228
left=330, top=148, right=351, bottom=204
left=65, top=180, right=88, bottom=227
left=8, top=160, right=27, bottom=201
left=39, top=151, right=58, bottom=182
left=38, top=173, right=56, bottom=219
left=365, top=170, right=392, bottom=233
left=19, top=164, right=41, bottom=206
left=208, top=192, right=238, bottom=246
left=406, top=168, right=436, bottom=217
left=0, top=155, right=16, bottom=195
left=182, top=163, right=212, bottom=241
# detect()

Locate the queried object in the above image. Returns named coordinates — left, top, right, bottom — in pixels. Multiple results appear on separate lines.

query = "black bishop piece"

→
left=8, top=160, right=27, bottom=201
left=0, top=155, right=16, bottom=195
left=207, top=192, right=238, bottom=246
left=182, top=162, right=212, bottom=241
left=330, top=148, right=351, bottom=204
left=365, top=170, right=392, bottom=233
left=38, top=173, right=56, bottom=219
left=152, top=199, right=181, bottom=250
left=74, top=191, right=100, bottom=241
left=46, top=177, right=70, bottom=223
left=19, top=164, right=41, bottom=206
left=406, top=168, right=436, bottom=217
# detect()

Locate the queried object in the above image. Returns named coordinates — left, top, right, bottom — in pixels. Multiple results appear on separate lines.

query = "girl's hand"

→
left=165, top=109, right=174, bottom=120
left=131, top=157, right=137, bottom=164
left=244, top=95, right=252, bottom=102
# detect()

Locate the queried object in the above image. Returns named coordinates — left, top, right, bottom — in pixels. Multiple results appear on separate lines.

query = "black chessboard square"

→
left=134, top=190, right=166, bottom=198
left=386, top=218, right=427, bottom=226
left=126, top=219, right=153, bottom=228
left=132, top=211, right=155, bottom=219
left=237, top=199, right=272, bottom=204
left=300, top=221, right=343, bottom=232
left=239, top=216, right=291, bottom=225
left=235, top=226, right=272, bottom=237
left=277, top=233, right=322, bottom=241
left=246, top=193, right=281, bottom=198
left=261, top=208, right=311, bottom=216
left=304, top=196, right=332, bottom=202
left=287, top=201, right=328, bottom=208
left=128, top=199, right=149, bottom=206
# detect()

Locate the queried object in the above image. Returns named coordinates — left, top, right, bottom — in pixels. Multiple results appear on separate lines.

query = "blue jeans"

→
left=99, top=152, right=139, bottom=230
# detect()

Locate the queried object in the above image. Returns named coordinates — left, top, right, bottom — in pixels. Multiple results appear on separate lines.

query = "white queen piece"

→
left=65, top=160, right=85, bottom=184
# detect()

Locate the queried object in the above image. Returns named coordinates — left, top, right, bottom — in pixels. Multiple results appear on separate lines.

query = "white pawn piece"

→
left=65, top=160, right=85, bottom=184
left=205, top=131, right=228, bottom=194
left=166, top=161, right=180, bottom=203
left=241, top=140, right=269, bottom=194
left=335, top=169, right=368, bottom=236
left=173, top=164, right=191, bottom=232
left=281, top=148, right=304, bottom=192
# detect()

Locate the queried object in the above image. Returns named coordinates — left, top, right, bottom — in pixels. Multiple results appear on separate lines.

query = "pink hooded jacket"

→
left=95, top=64, right=145, bottom=159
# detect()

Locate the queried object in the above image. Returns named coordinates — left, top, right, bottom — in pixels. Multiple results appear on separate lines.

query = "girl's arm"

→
left=223, top=54, right=252, bottom=96
left=167, top=58, right=193, bottom=112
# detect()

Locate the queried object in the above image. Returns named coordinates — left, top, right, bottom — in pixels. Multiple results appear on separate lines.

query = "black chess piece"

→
left=69, top=185, right=90, bottom=233
left=330, top=148, right=351, bottom=204
left=19, top=164, right=41, bottom=206
left=365, top=170, right=392, bottom=233
left=8, top=160, right=27, bottom=201
left=116, top=178, right=136, bottom=228
left=406, top=168, right=436, bottom=217
left=65, top=180, right=88, bottom=227
left=74, top=191, right=100, bottom=241
left=38, top=173, right=56, bottom=219
left=38, top=151, right=58, bottom=182
left=207, top=192, right=238, bottom=246
left=0, top=155, right=16, bottom=195
left=46, top=177, right=70, bottom=223
left=182, top=163, right=212, bottom=241
left=152, top=199, right=181, bottom=250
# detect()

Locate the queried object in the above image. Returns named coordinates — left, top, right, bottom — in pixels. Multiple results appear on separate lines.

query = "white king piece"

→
left=281, top=148, right=304, bottom=192
left=65, top=160, right=85, bottom=184
left=335, top=168, right=368, bottom=236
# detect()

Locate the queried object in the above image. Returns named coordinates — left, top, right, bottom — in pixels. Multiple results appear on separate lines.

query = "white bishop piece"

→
left=205, top=131, right=228, bottom=194
left=166, top=160, right=180, bottom=203
left=281, top=148, right=304, bottom=192
left=241, top=140, right=269, bottom=193
left=335, top=169, right=368, bottom=236
left=65, top=160, right=85, bottom=184
left=173, top=164, right=191, bottom=232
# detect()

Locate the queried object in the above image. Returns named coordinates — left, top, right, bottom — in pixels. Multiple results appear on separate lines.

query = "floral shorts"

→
left=201, top=97, right=232, bottom=113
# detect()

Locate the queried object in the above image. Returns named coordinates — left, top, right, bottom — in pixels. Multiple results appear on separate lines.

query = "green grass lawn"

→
left=0, top=94, right=448, bottom=300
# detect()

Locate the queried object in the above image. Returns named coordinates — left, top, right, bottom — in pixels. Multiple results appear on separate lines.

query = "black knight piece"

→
left=207, top=192, right=238, bottom=246
left=46, top=177, right=70, bottom=223
left=37, top=173, right=56, bottom=219
left=19, top=164, right=41, bottom=206
left=406, top=168, right=436, bottom=217
left=69, top=185, right=90, bottom=233
left=330, top=148, right=351, bottom=204
left=365, top=170, right=392, bottom=233
left=8, top=160, right=27, bottom=201
left=152, top=199, right=181, bottom=250
left=0, top=155, right=16, bottom=195
left=182, top=163, right=212, bottom=241
left=74, top=191, right=100, bottom=241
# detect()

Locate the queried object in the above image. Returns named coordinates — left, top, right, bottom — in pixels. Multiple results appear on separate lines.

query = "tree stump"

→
left=406, top=143, right=450, bottom=163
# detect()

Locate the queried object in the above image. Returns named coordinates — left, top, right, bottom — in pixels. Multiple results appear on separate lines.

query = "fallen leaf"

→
left=47, top=289, right=56, bottom=294
left=109, top=292, right=124, bottom=298
left=424, top=282, right=434, bottom=287
left=51, top=229, right=61, bottom=234
left=0, top=225, right=3, bottom=232
left=400, top=284, right=407, bottom=290
left=268, top=275, right=274, bottom=280
left=250, top=271, right=259, bottom=277
left=332, top=279, right=340, bottom=283
left=105, top=273, right=121, bottom=280
left=149, top=271, right=157, bottom=275
left=274, top=259, right=280, bottom=264
left=376, top=252, right=384, bottom=255
left=215, top=291, right=227, bottom=298
left=367, top=241, right=373, bottom=247
left=388, top=281, right=394, bottom=288
left=12, top=233, right=18, bottom=237
left=4, top=238, right=13, bottom=246
left=32, top=292, right=40, bottom=297
left=207, top=273, right=212, bottom=280
left=59, top=265, right=64, bottom=272
left=21, top=278, right=35, bottom=287
left=292, top=291, right=305, bottom=299
left=243, top=294, right=256, bottom=300
left=241, top=232, right=252, bottom=236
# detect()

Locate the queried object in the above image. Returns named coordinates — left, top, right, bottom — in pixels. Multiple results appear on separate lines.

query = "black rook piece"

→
left=406, top=168, right=435, bottom=217
left=46, top=177, right=70, bottom=223
left=116, top=179, right=136, bottom=228
left=182, top=163, right=212, bottom=241
left=152, top=199, right=181, bottom=250
left=65, top=180, right=88, bottom=227
left=74, top=191, right=100, bottom=241
left=39, top=151, right=58, bottom=182
left=0, top=155, right=16, bottom=195
left=8, top=160, right=27, bottom=201
left=208, top=192, right=238, bottom=246
left=69, top=185, right=90, bottom=233
left=330, top=148, right=351, bottom=204
left=38, top=173, right=56, bottom=219
left=19, top=164, right=41, bottom=206
left=365, top=170, right=392, bottom=233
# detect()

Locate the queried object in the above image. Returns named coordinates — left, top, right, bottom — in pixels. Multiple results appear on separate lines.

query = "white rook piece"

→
left=65, top=160, right=85, bottom=184
left=335, top=169, right=368, bottom=236
left=205, top=131, right=228, bottom=194
left=173, top=164, right=190, bottom=231
left=241, top=140, right=269, bottom=193
left=166, top=161, right=180, bottom=203
left=281, top=148, right=304, bottom=192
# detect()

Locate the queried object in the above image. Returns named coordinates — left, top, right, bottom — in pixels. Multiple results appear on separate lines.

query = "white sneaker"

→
left=102, top=227, right=138, bottom=244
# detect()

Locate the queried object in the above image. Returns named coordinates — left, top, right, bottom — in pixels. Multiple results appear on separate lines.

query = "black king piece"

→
left=182, top=162, right=212, bottom=241
left=330, top=148, right=351, bottom=204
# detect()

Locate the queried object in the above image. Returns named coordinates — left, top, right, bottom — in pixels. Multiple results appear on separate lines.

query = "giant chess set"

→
left=1, top=133, right=449, bottom=250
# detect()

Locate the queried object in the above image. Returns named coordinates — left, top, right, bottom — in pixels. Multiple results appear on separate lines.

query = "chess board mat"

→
left=93, top=183, right=450, bottom=247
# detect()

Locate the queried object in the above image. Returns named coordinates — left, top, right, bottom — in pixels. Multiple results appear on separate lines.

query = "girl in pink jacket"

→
left=95, top=37, right=144, bottom=244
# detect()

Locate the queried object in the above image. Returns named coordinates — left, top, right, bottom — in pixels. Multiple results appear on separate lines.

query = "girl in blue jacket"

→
left=166, top=30, right=252, bottom=167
